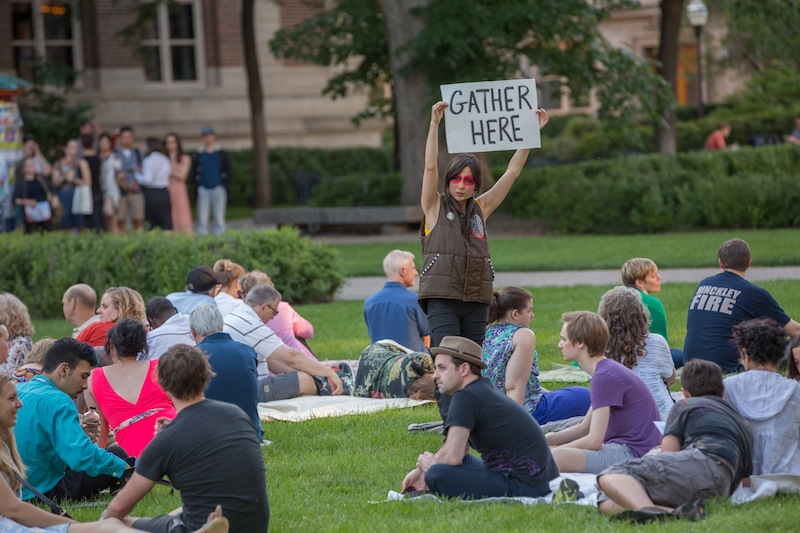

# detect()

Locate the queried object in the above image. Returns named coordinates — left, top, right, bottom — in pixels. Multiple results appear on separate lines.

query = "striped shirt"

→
left=223, top=304, right=283, bottom=378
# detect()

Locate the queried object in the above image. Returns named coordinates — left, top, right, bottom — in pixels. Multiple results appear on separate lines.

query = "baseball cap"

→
left=200, top=126, right=216, bottom=136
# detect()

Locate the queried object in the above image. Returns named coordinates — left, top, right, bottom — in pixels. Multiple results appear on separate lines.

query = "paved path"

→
left=337, top=266, right=800, bottom=301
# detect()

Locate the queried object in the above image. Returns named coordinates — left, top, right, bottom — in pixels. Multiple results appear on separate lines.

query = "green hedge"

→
left=500, top=144, right=800, bottom=234
left=0, top=227, right=343, bottom=318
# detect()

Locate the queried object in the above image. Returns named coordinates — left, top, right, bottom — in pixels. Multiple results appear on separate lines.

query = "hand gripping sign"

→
left=440, top=79, right=540, bottom=153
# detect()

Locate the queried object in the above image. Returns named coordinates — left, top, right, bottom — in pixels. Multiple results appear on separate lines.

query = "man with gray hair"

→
left=223, top=283, right=345, bottom=398
left=364, top=249, right=430, bottom=352
left=190, top=304, right=262, bottom=438
left=62, top=284, right=100, bottom=338
left=145, top=296, right=195, bottom=360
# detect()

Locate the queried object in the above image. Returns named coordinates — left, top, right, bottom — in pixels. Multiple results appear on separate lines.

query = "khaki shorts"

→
left=117, top=191, right=145, bottom=221
left=598, top=446, right=733, bottom=507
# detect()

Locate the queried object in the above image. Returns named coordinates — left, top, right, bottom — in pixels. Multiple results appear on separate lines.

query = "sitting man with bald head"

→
left=62, top=284, right=100, bottom=338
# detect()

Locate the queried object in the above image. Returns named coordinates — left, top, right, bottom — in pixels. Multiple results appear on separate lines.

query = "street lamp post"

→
left=686, top=0, right=709, bottom=119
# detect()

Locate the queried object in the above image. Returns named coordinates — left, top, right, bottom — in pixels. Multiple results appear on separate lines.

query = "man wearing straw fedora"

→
left=401, top=336, right=559, bottom=499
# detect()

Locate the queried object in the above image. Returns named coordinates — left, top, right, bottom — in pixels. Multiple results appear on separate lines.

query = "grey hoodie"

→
left=724, top=370, right=800, bottom=475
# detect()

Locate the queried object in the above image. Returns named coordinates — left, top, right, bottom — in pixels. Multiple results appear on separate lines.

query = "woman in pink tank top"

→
left=84, top=318, right=177, bottom=456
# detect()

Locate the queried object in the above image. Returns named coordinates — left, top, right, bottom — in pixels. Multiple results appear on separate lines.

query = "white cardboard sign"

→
left=440, top=79, right=540, bottom=153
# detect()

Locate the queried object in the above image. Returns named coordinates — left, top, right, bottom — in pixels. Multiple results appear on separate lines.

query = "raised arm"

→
left=421, top=101, right=447, bottom=219
left=477, top=109, right=549, bottom=219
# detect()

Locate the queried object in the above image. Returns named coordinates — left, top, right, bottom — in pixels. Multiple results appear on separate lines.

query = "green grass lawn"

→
left=30, top=278, right=800, bottom=531
left=326, top=228, right=800, bottom=277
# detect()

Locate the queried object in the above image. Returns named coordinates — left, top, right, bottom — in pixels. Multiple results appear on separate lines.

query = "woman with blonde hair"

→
left=0, top=293, right=35, bottom=376
left=77, top=287, right=146, bottom=349
left=0, top=372, right=227, bottom=533
left=213, top=259, right=245, bottom=316
left=240, top=270, right=318, bottom=361
left=598, top=286, right=676, bottom=419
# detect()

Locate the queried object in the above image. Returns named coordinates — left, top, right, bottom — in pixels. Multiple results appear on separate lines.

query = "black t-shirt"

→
left=445, top=377, right=559, bottom=488
left=137, top=399, right=269, bottom=532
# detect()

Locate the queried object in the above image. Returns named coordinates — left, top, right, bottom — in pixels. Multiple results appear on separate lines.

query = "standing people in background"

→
left=81, top=133, right=105, bottom=231
left=62, top=284, right=100, bottom=338
left=364, top=250, right=430, bottom=353
left=164, top=132, right=193, bottom=235
left=784, top=115, right=800, bottom=145
left=112, top=126, right=144, bottom=232
left=52, top=139, right=91, bottom=233
left=5, top=135, right=52, bottom=232
left=75, top=118, right=98, bottom=158
left=482, top=287, right=591, bottom=425
left=98, top=132, right=120, bottom=233
left=192, top=126, right=232, bottom=235
left=0, top=293, right=35, bottom=376
left=418, top=102, right=550, bottom=348
left=12, top=157, right=55, bottom=233
left=704, top=122, right=731, bottom=150
left=136, top=137, right=172, bottom=231
left=213, top=259, right=246, bottom=316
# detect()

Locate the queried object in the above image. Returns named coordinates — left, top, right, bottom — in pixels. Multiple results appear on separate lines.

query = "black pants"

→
left=44, top=445, right=128, bottom=503
left=143, top=188, right=173, bottom=230
left=425, top=299, right=489, bottom=422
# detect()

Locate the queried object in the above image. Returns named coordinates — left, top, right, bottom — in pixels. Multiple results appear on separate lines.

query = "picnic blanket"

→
left=539, top=364, right=590, bottom=384
left=258, top=395, right=432, bottom=422
left=380, top=473, right=800, bottom=507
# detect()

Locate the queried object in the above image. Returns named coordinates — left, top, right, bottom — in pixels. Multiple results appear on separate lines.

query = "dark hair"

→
left=119, top=126, right=134, bottom=135
left=443, top=153, right=482, bottom=195
left=145, top=296, right=177, bottom=322
left=561, top=311, right=609, bottom=358
left=80, top=133, right=94, bottom=150
left=41, top=338, right=98, bottom=373
left=789, top=336, right=800, bottom=381
left=681, top=359, right=724, bottom=397
left=731, top=317, right=786, bottom=367
left=598, top=287, right=648, bottom=369
left=98, top=131, right=113, bottom=146
left=157, top=344, right=215, bottom=400
left=450, top=355, right=482, bottom=377
left=146, top=137, right=164, bottom=155
left=105, top=318, right=148, bottom=359
left=489, top=287, right=532, bottom=324
left=718, top=239, right=751, bottom=271
left=163, top=132, right=184, bottom=160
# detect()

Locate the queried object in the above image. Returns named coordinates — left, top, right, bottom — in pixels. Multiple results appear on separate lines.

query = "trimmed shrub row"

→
left=0, top=227, right=343, bottom=318
left=500, top=144, right=800, bottom=234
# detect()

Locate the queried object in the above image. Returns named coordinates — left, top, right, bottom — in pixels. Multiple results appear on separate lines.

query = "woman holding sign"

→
left=418, top=100, right=548, bottom=349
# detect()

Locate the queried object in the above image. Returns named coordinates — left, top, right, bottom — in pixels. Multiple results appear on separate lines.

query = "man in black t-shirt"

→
left=402, top=336, right=559, bottom=499
left=104, top=345, right=269, bottom=533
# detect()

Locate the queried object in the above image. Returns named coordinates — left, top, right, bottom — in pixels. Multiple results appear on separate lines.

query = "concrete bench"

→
left=253, top=206, right=423, bottom=234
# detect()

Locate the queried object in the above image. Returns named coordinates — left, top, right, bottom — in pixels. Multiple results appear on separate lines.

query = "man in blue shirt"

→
left=192, top=126, right=232, bottom=235
left=683, top=238, right=800, bottom=372
left=16, top=338, right=129, bottom=502
left=189, top=304, right=262, bottom=440
left=364, top=250, right=430, bottom=352
left=167, top=266, right=228, bottom=315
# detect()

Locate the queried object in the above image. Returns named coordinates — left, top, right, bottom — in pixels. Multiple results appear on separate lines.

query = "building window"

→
left=11, top=0, right=82, bottom=82
left=141, top=0, right=203, bottom=84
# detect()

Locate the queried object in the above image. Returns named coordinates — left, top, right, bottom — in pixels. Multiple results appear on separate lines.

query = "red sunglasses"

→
left=449, top=175, right=476, bottom=186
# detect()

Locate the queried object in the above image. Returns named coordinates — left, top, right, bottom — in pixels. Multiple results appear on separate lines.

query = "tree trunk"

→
left=654, top=0, right=685, bottom=154
left=382, top=0, right=431, bottom=206
left=242, top=0, right=271, bottom=207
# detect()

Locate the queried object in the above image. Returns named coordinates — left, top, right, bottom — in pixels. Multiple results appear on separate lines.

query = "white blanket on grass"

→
left=381, top=473, right=800, bottom=507
left=258, top=395, right=433, bottom=422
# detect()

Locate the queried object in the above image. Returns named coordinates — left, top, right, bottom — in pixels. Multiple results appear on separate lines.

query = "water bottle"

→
left=83, top=407, right=100, bottom=442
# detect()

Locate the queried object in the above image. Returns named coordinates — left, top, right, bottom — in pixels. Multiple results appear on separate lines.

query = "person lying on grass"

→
left=597, top=359, right=753, bottom=523
left=545, top=311, right=662, bottom=474
left=401, top=336, right=558, bottom=499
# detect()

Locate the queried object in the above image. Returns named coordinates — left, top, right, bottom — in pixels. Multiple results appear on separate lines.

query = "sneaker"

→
left=551, top=478, right=584, bottom=503
left=611, top=507, right=672, bottom=524
left=672, top=499, right=706, bottom=522
left=407, top=421, right=444, bottom=433
left=336, top=361, right=354, bottom=395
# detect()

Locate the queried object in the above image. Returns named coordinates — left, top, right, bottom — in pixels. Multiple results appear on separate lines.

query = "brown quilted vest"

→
left=418, top=193, right=494, bottom=313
